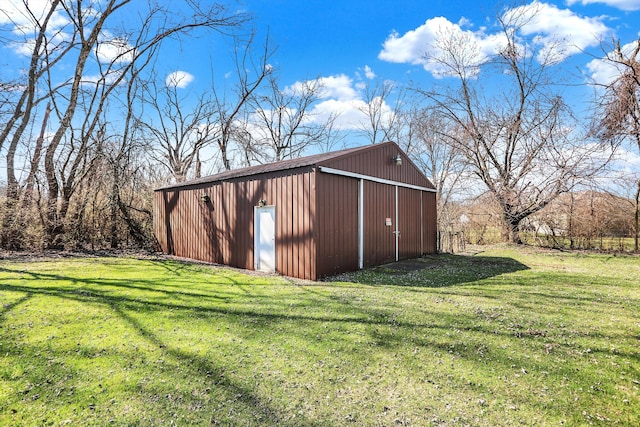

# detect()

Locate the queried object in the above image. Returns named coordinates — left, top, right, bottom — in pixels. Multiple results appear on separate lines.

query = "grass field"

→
left=1, top=246, right=638, bottom=426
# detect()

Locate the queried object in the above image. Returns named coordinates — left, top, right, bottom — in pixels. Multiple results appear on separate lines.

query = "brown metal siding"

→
left=315, top=173, right=359, bottom=278
left=398, top=186, right=422, bottom=260
left=363, top=181, right=396, bottom=267
left=153, top=185, right=217, bottom=263
left=423, top=191, right=437, bottom=254
left=153, top=168, right=317, bottom=280
left=154, top=191, right=167, bottom=253
left=321, top=142, right=432, bottom=189
left=315, top=174, right=436, bottom=276
left=267, top=170, right=316, bottom=280
left=153, top=142, right=438, bottom=280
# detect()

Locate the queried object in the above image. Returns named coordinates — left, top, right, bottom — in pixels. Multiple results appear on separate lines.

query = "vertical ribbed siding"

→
left=398, top=186, right=422, bottom=260
left=282, top=174, right=293, bottom=276
left=315, top=173, right=359, bottom=278
left=153, top=142, right=438, bottom=280
left=274, top=171, right=316, bottom=280
left=318, top=142, right=437, bottom=266
left=363, top=181, right=396, bottom=267
left=153, top=168, right=317, bottom=280
left=153, top=191, right=167, bottom=253
left=321, top=143, right=432, bottom=189
left=314, top=178, right=436, bottom=271
left=423, top=191, right=438, bottom=253
left=155, top=185, right=217, bottom=264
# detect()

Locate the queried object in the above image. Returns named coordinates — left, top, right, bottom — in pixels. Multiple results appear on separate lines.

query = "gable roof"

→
left=155, top=141, right=435, bottom=191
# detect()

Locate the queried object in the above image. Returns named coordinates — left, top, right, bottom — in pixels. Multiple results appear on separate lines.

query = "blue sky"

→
left=2, top=0, right=640, bottom=180
left=234, top=0, right=640, bottom=176
left=278, top=2, right=629, bottom=79
left=210, top=0, right=640, bottom=141
left=3, top=0, right=640, bottom=133
left=240, top=0, right=640, bottom=84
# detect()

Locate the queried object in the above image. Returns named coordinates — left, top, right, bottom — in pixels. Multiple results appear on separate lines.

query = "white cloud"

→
left=9, top=38, right=37, bottom=56
left=504, top=2, right=610, bottom=63
left=0, top=0, right=69, bottom=29
left=586, top=56, right=622, bottom=86
left=586, top=40, right=639, bottom=86
left=566, top=0, right=640, bottom=11
left=282, top=73, right=397, bottom=131
left=80, top=74, right=124, bottom=89
left=355, top=81, right=367, bottom=91
left=317, top=74, right=360, bottom=100
left=165, top=71, right=195, bottom=88
left=379, top=2, right=612, bottom=76
left=354, top=66, right=376, bottom=88
left=309, top=98, right=369, bottom=130
left=255, top=72, right=398, bottom=132
left=96, top=33, right=135, bottom=63
left=616, top=146, right=640, bottom=170
left=1, top=0, right=70, bottom=56
left=363, top=65, right=376, bottom=80
left=2, top=2, right=136, bottom=64
left=378, top=17, right=450, bottom=65
left=378, top=16, right=506, bottom=76
left=287, top=74, right=360, bottom=101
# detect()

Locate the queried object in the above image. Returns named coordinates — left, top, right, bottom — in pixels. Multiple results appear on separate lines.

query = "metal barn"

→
left=153, top=141, right=437, bottom=280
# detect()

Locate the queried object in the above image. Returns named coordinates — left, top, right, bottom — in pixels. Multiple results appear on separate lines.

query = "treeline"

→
left=0, top=1, right=336, bottom=251
left=1, top=1, right=639, bottom=253
left=443, top=192, right=637, bottom=253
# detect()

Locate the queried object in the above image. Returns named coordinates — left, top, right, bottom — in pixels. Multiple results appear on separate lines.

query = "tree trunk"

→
left=195, top=149, right=202, bottom=178
left=1, top=121, right=23, bottom=249
left=503, top=215, right=523, bottom=244
left=117, top=199, right=151, bottom=248
left=0, top=193, right=20, bottom=250
left=218, top=141, right=231, bottom=171
left=45, top=192, right=68, bottom=249
left=635, top=178, right=639, bottom=253
left=110, top=170, right=120, bottom=249
left=568, top=192, right=575, bottom=250
left=24, top=102, right=51, bottom=204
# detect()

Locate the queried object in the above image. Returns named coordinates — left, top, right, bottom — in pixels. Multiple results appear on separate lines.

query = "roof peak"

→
left=156, top=142, right=400, bottom=191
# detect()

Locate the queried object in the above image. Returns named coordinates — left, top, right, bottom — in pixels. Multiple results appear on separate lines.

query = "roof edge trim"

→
left=318, top=166, right=437, bottom=192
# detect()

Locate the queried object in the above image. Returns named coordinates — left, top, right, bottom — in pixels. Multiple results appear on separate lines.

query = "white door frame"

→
left=254, top=205, right=276, bottom=272
left=358, top=179, right=364, bottom=269
left=394, top=185, right=399, bottom=262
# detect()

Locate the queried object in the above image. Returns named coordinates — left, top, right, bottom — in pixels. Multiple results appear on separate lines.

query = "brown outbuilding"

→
left=153, top=141, right=437, bottom=280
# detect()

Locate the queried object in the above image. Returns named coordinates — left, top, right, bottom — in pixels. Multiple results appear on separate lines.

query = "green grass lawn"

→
left=1, top=246, right=638, bottom=426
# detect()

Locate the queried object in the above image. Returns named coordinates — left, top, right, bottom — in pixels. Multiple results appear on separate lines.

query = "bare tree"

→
left=1, top=0, right=247, bottom=248
left=406, top=107, right=468, bottom=250
left=139, top=33, right=273, bottom=182
left=528, top=189, right=635, bottom=250
left=103, top=52, right=156, bottom=248
left=250, top=74, right=337, bottom=162
left=358, top=79, right=404, bottom=144
left=415, top=7, right=613, bottom=243
left=590, top=39, right=640, bottom=252
left=140, top=77, right=219, bottom=183
left=0, top=0, right=74, bottom=248
left=211, top=32, right=274, bottom=171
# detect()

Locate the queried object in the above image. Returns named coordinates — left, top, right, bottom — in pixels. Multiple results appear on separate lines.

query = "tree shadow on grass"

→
left=1, top=257, right=637, bottom=425
left=0, top=271, right=314, bottom=426
left=329, top=253, right=530, bottom=288
left=108, top=304, right=295, bottom=426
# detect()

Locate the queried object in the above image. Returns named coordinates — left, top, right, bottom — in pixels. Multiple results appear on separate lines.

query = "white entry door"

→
left=254, top=206, right=276, bottom=272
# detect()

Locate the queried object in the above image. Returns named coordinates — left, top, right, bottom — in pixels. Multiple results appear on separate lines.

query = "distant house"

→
left=153, top=141, right=438, bottom=280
